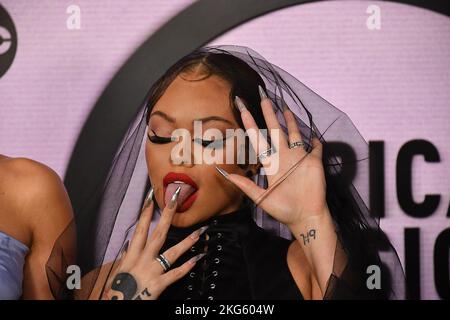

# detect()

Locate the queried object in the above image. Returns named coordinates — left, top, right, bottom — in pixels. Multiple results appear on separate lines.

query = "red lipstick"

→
left=163, top=172, right=198, bottom=213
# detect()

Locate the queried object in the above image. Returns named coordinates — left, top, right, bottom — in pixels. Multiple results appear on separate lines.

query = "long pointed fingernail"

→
left=258, top=85, right=267, bottom=100
left=142, top=188, right=154, bottom=209
left=168, top=186, right=181, bottom=209
left=189, top=252, right=207, bottom=264
left=190, top=225, right=209, bottom=239
left=215, top=166, right=229, bottom=179
left=234, top=96, right=247, bottom=112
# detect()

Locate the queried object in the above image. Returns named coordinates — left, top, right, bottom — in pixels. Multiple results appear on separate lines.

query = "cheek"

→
left=145, top=143, right=170, bottom=182
left=195, top=167, right=239, bottom=215
left=205, top=163, right=243, bottom=200
left=145, top=138, right=174, bottom=160
left=145, top=143, right=170, bottom=208
left=145, top=143, right=155, bottom=174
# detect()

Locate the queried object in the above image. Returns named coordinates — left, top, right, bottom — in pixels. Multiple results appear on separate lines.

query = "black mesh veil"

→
left=46, top=45, right=406, bottom=300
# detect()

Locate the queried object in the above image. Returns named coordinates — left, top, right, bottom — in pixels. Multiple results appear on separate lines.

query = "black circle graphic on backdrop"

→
left=0, top=5, right=17, bottom=78
left=64, top=0, right=450, bottom=215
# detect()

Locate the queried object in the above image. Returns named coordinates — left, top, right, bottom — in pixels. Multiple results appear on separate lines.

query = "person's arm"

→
left=220, top=91, right=355, bottom=300
left=0, top=157, right=74, bottom=299
left=288, top=207, right=340, bottom=298
left=289, top=206, right=383, bottom=300
left=221, top=90, right=392, bottom=300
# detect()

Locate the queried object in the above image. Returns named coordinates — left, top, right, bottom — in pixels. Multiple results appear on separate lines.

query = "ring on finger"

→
left=155, top=253, right=171, bottom=272
left=257, top=147, right=274, bottom=161
left=289, top=141, right=305, bottom=149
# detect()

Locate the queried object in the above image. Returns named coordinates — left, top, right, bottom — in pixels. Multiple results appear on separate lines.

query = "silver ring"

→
left=257, top=147, right=274, bottom=161
left=289, top=141, right=305, bottom=149
left=156, top=253, right=171, bottom=272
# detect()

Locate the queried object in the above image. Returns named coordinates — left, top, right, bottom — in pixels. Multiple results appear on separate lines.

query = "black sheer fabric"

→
left=46, top=45, right=406, bottom=300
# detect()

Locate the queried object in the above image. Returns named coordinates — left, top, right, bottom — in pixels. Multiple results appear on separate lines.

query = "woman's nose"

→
left=172, top=152, right=195, bottom=168
left=169, top=132, right=195, bottom=167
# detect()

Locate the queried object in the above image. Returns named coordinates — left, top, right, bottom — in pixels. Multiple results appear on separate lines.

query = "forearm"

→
left=289, top=206, right=340, bottom=296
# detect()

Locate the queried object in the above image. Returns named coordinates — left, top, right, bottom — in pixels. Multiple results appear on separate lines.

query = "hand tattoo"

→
left=109, top=273, right=138, bottom=300
left=300, top=229, right=316, bottom=245
left=133, top=288, right=152, bottom=300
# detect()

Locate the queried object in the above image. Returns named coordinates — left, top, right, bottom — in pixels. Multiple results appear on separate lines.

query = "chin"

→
left=171, top=208, right=213, bottom=228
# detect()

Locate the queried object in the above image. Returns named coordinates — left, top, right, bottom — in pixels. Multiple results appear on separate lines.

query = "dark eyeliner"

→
left=147, top=130, right=173, bottom=144
left=193, top=135, right=232, bottom=148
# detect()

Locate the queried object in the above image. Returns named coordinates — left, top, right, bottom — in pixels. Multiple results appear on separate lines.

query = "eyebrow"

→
left=149, top=111, right=176, bottom=123
left=195, top=116, right=233, bottom=125
left=150, top=111, right=233, bottom=125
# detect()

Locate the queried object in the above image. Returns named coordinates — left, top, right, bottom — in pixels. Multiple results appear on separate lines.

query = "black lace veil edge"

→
left=46, top=44, right=406, bottom=300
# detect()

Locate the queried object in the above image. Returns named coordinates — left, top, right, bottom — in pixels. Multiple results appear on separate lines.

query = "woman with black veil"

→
left=47, top=45, right=406, bottom=300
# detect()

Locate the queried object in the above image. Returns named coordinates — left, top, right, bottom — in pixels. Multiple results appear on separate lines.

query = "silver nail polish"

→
left=215, top=166, right=229, bottom=179
left=189, top=252, right=207, bottom=264
left=142, top=188, right=154, bottom=209
left=168, top=186, right=181, bottom=209
left=234, top=96, right=247, bottom=112
left=190, top=225, right=209, bottom=239
left=198, top=225, right=209, bottom=236
left=258, top=85, right=267, bottom=100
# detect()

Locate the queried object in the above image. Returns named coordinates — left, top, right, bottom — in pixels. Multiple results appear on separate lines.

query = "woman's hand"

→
left=102, top=187, right=208, bottom=300
left=216, top=87, right=328, bottom=232
left=216, top=87, right=338, bottom=294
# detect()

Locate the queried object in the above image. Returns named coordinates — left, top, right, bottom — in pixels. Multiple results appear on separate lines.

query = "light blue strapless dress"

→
left=0, top=231, right=29, bottom=300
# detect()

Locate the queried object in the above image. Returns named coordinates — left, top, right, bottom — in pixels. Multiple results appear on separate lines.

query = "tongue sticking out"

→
left=165, top=183, right=197, bottom=209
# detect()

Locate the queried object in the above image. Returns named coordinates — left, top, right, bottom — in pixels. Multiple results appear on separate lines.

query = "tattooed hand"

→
left=102, top=187, right=207, bottom=300
left=215, top=88, right=328, bottom=232
left=215, top=89, right=336, bottom=295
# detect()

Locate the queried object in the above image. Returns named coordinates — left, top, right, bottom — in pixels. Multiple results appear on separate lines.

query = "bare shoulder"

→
left=0, top=156, right=63, bottom=194
left=0, top=155, right=73, bottom=246
left=0, top=155, right=62, bottom=187
left=0, top=155, right=75, bottom=298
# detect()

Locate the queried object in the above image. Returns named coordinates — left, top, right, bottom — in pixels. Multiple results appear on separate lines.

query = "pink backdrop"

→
left=0, top=0, right=449, bottom=299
